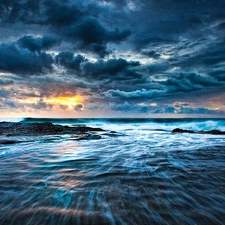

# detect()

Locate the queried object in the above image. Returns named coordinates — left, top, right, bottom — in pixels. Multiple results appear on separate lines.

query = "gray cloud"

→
left=30, top=99, right=52, bottom=110
left=106, top=89, right=162, bottom=100
left=0, top=89, right=11, bottom=98
left=74, top=104, right=83, bottom=111
left=0, top=79, right=14, bottom=86
left=153, top=105, right=224, bottom=115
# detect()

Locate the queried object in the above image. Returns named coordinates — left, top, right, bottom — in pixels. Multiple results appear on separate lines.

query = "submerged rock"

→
left=172, top=128, right=225, bottom=135
left=102, top=131, right=121, bottom=137
left=0, top=139, right=22, bottom=144
left=172, top=128, right=195, bottom=133
left=73, top=133, right=102, bottom=141
left=197, top=130, right=225, bottom=135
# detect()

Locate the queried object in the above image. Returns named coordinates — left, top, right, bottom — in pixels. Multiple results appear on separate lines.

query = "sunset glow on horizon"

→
left=45, top=95, right=83, bottom=109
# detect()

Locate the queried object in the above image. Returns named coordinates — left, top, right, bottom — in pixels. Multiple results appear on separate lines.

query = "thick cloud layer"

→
left=0, top=0, right=225, bottom=117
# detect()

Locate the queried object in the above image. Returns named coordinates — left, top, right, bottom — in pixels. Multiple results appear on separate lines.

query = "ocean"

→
left=0, top=118, right=225, bottom=225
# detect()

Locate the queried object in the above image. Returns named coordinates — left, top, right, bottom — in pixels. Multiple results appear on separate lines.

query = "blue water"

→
left=0, top=118, right=225, bottom=225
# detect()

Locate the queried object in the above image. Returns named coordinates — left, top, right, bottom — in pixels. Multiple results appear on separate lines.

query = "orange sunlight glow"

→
left=45, top=95, right=83, bottom=109
left=18, top=95, right=83, bottom=110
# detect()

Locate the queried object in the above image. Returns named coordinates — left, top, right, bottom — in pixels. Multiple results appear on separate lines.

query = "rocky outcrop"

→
left=172, top=128, right=195, bottom=134
left=197, top=129, right=225, bottom=135
left=0, top=122, right=105, bottom=137
left=0, top=139, right=22, bottom=144
left=172, top=128, right=225, bottom=134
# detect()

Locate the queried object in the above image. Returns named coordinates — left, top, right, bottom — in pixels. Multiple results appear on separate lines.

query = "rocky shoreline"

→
left=0, top=122, right=110, bottom=144
left=0, top=122, right=105, bottom=136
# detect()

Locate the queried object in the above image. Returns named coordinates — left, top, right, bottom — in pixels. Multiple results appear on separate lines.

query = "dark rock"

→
left=88, top=134, right=101, bottom=140
left=75, top=127, right=104, bottom=132
left=102, top=131, right=119, bottom=137
left=0, top=139, right=21, bottom=144
left=0, top=122, right=105, bottom=136
left=172, top=128, right=225, bottom=135
left=109, top=131, right=117, bottom=134
left=172, top=128, right=195, bottom=133
left=197, top=130, right=225, bottom=135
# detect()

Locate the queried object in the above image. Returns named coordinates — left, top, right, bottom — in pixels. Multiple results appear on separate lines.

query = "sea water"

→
left=0, top=118, right=225, bottom=225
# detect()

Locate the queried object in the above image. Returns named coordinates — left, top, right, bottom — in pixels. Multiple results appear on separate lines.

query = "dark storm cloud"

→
left=105, top=71, right=223, bottom=99
left=43, top=1, right=84, bottom=27
left=0, top=43, right=53, bottom=75
left=71, top=17, right=130, bottom=57
left=209, top=69, right=225, bottom=81
left=128, top=0, right=225, bottom=56
left=0, top=0, right=131, bottom=57
left=99, top=0, right=128, bottom=7
left=17, top=36, right=61, bottom=53
left=106, top=89, right=162, bottom=100
left=163, top=73, right=222, bottom=93
left=0, top=0, right=41, bottom=24
left=83, top=58, right=140, bottom=79
left=55, top=52, right=86, bottom=71
left=148, top=63, right=170, bottom=73
left=171, top=39, right=225, bottom=70
left=142, top=51, right=161, bottom=59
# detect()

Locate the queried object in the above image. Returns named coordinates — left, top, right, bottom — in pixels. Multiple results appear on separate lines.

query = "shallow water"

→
left=0, top=118, right=225, bottom=225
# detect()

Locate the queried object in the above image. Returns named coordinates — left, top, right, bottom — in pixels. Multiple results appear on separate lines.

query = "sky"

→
left=0, top=0, right=225, bottom=118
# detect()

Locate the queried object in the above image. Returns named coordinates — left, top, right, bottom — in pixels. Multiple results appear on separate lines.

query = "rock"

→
left=102, top=131, right=119, bottom=137
left=109, top=131, right=117, bottom=134
left=73, top=133, right=101, bottom=140
left=0, top=139, right=21, bottom=144
left=0, top=122, right=105, bottom=136
left=88, top=134, right=102, bottom=140
left=172, top=128, right=225, bottom=135
left=75, top=127, right=104, bottom=132
left=172, top=128, right=195, bottom=133
left=197, top=130, right=225, bottom=135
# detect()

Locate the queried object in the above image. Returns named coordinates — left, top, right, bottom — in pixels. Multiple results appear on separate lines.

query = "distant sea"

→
left=0, top=118, right=225, bottom=225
